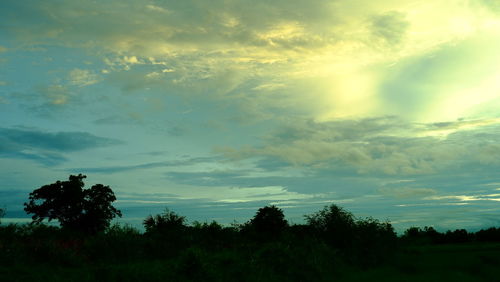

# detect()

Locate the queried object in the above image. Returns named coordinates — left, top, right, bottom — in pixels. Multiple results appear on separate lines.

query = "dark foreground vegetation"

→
left=2, top=175, right=500, bottom=281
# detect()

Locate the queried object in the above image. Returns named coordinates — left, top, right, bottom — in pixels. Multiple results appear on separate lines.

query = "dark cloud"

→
left=0, top=0, right=338, bottom=54
left=0, top=127, right=122, bottom=165
left=0, top=127, right=121, bottom=151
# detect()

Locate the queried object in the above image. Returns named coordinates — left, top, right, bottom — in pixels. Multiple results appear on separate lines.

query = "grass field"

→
left=340, top=243, right=500, bottom=282
left=2, top=241, right=500, bottom=281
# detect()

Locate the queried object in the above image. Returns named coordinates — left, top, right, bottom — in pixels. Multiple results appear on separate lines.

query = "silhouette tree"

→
left=24, top=174, right=121, bottom=233
left=306, top=204, right=356, bottom=248
left=143, top=208, right=186, bottom=233
left=354, top=217, right=397, bottom=264
left=403, top=226, right=422, bottom=238
left=247, top=205, right=288, bottom=235
left=444, top=229, right=470, bottom=243
left=476, top=227, right=500, bottom=242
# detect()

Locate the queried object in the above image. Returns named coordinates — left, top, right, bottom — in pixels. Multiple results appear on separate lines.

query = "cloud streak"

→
left=0, top=127, right=122, bottom=165
left=71, top=156, right=220, bottom=174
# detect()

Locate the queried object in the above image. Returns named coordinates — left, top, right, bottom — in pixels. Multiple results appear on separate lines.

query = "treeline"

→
left=3, top=204, right=500, bottom=281
left=0, top=204, right=399, bottom=281
left=402, top=226, right=500, bottom=244
left=2, top=175, right=500, bottom=280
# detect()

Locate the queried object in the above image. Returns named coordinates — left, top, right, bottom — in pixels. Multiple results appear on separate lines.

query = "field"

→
left=342, top=243, right=500, bottom=281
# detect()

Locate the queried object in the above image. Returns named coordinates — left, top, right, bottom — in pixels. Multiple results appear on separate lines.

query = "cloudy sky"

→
left=2, top=0, right=500, bottom=231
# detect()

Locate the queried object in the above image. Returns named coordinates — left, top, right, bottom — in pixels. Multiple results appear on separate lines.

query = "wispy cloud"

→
left=68, top=69, right=99, bottom=87
left=379, top=187, right=437, bottom=199
left=71, top=156, right=220, bottom=174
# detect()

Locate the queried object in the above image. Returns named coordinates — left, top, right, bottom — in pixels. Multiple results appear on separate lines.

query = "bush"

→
left=306, top=204, right=356, bottom=248
left=353, top=217, right=397, bottom=265
left=143, top=208, right=186, bottom=234
left=245, top=205, right=288, bottom=237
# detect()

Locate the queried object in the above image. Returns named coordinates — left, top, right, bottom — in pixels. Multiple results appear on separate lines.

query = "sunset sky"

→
left=2, top=0, right=500, bottom=231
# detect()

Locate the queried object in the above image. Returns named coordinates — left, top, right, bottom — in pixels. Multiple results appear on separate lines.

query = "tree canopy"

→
left=24, top=174, right=121, bottom=233
left=247, top=205, right=288, bottom=235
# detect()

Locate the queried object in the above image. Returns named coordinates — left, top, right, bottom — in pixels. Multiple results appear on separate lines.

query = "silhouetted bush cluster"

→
left=305, top=205, right=397, bottom=265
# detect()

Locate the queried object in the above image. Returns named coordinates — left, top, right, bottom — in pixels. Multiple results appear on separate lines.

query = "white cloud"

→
left=145, top=4, right=171, bottom=14
left=68, top=69, right=99, bottom=87
left=154, top=185, right=316, bottom=203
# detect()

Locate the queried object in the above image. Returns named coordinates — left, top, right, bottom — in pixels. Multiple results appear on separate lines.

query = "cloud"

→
left=379, top=187, right=437, bottom=198
left=371, top=11, right=409, bottom=46
left=0, top=127, right=122, bottom=165
left=8, top=84, right=77, bottom=117
left=68, top=69, right=99, bottom=87
left=38, top=84, right=70, bottom=105
left=71, top=156, right=220, bottom=174
left=120, top=184, right=316, bottom=204
left=4, top=0, right=500, bottom=125
left=1, top=0, right=337, bottom=54
left=216, top=117, right=500, bottom=175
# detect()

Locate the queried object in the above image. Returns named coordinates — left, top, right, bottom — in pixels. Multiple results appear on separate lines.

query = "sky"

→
left=2, top=0, right=500, bottom=232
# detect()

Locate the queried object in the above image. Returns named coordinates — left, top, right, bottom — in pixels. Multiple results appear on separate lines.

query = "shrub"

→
left=246, top=205, right=288, bottom=236
left=143, top=208, right=186, bottom=234
left=306, top=204, right=356, bottom=248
